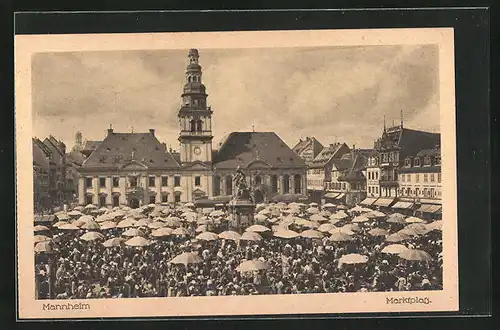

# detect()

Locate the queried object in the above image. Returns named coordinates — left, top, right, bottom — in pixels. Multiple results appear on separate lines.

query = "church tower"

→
left=178, top=49, right=213, bottom=164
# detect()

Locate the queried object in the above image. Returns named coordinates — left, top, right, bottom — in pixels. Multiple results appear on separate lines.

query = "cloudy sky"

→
left=32, top=44, right=439, bottom=150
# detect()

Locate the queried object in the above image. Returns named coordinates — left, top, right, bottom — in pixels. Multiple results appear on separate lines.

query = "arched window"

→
left=196, top=120, right=203, bottom=132
left=283, top=175, right=290, bottom=194
left=213, top=176, right=221, bottom=196
left=226, top=176, right=233, bottom=196
left=271, top=175, right=278, bottom=193
left=294, top=174, right=301, bottom=194
left=174, top=191, right=182, bottom=203
left=190, top=119, right=196, bottom=132
left=254, top=175, right=262, bottom=185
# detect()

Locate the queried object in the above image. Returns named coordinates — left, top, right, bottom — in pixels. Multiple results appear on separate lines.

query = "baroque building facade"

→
left=77, top=49, right=306, bottom=207
left=306, top=143, right=350, bottom=203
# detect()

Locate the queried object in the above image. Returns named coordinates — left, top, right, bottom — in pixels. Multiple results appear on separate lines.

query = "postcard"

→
left=15, top=28, right=458, bottom=319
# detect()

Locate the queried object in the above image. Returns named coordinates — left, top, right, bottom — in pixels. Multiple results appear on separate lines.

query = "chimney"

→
left=352, top=144, right=356, bottom=150
left=149, top=128, right=155, bottom=135
left=107, top=124, right=114, bottom=135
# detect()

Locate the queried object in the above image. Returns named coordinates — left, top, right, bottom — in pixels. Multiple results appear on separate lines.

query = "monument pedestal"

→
left=228, top=198, right=255, bottom=233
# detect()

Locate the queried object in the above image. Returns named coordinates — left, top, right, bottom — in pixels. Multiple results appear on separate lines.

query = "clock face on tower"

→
left=193, top=147, right=201, bottom=155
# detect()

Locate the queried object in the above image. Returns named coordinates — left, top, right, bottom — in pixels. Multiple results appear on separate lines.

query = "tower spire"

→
left=400, top=109, right=404, bottom=127
left=383, top=115, right=386, bottom=132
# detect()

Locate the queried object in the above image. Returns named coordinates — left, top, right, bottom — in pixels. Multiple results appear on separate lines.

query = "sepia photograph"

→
left=16, top=28, right=458, bottom=318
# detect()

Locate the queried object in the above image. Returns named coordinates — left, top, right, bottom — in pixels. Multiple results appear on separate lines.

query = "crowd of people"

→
left=34, top=202, right=443, bottom=299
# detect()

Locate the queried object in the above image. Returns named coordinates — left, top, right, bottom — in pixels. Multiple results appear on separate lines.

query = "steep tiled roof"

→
left=46, top=136, right=66, bottom=155
left=213, top=132, right=306, bottom=169
left=337, top=150, right=369, bottom=181
left=416, top=148, right=441, bottom=157
left=33, top=138, right=52, bottom=158
left=171, top=152, right=181, bottom=164
left=81, top=131, right=180, bottom=170
left=399, top=128, right=440, bottom=159
left=375, top=126, right=440, bottom=160
left=292, top=139, right=309, bottom=155
left=309, top=143, right=350, bottom=169
left=32, top=138, right=50, bottom=169
left=82, top=141, right=102, bottom=153
left=398, top=166, right=441, bottom=174
left=66, top=150, right=85, bottom=166
left=292, top=137, right=324, bottom=159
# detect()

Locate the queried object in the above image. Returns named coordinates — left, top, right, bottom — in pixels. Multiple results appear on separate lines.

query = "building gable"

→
left=120, top=161, right=149, bottom=170
left=183, top=161, right=211, bottom=170
left=246, top=160, right=272, bottom=169
left=213, top=132, right=306, bottom=169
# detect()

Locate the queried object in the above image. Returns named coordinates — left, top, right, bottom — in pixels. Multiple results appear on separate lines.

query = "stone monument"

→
left=227, top=167, right=255, bottom=233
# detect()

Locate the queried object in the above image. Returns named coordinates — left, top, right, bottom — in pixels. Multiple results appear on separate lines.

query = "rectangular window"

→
left=401, top=174, right=405, bottom=182
left=161, top=195, right=168, bottom=203
left=435, top=156, right=441, bottom=165
left=415, top=174, right=420, bottom=183
left=85, top=195, right=93, bottom=205
left=99, top=177, right=106, bottom=187
left=415, top=158, right=421, bottom=166
left=129, top=177, right=138, bottom=187
left=113, top=177, right=120, bottom=187
left=149, top=176, right=156, bottom=187
left=149, top=195, right=156, bottom=204
left=161, top=176, right=168, bottom=187
left=174, top=176, right=181, bottom=187
left=85, top=177, right=93, bottom=188
left=424, top=174, right=428, bottom=182
left=175, top=194, right=181, bottom=203
left=407, top=174, right=411, bottom=182
left=424, top=157, right=431, bottom=166
left=99, top=195, right=106, bottom=207
left=112, top=195, right=119, bottom=207
left=438, top=173, right=441, bottom=183
left=195, top=176, right=201, bottom=186
left=430, top=173, right=435, bottom=182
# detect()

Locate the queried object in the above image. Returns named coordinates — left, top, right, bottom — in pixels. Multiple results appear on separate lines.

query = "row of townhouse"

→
left=294, top=122, right=442, bottom=218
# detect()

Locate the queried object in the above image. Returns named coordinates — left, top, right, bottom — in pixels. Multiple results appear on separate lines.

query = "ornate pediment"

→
left=246, top=160, right=271, bottom=169
left=119, top=160, right=148, bottom=170
left=183, top=161, right=210, bottom=170
left=192, top=188, right=206, bottom=195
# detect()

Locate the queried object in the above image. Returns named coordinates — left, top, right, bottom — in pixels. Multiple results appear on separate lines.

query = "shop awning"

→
left=424, top=204, right=442, bottom=214
left=416, top=204, right=433, bottom=212
left=324, top=193, right=339, bottom=198
left=335, top=193, right=345, bottom=200
left=373, top=198, right=395, bottom=207
left=360, top=197, right=377, bottom=206
left=34, top=215, right=56, bottom=223
left=391, top=201, right=414, bottom=210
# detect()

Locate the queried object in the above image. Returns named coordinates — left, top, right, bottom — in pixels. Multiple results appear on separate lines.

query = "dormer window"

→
left=405, top=157, right=411, bottom=167
left=414, top=158, right=421, bottom=166
left=424, top=156, right=431, bottom=166
left=435, top=156, right=441, bottom=165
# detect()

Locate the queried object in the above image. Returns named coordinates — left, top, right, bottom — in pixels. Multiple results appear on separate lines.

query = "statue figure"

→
left=233, top=167, right=253, bottom=202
